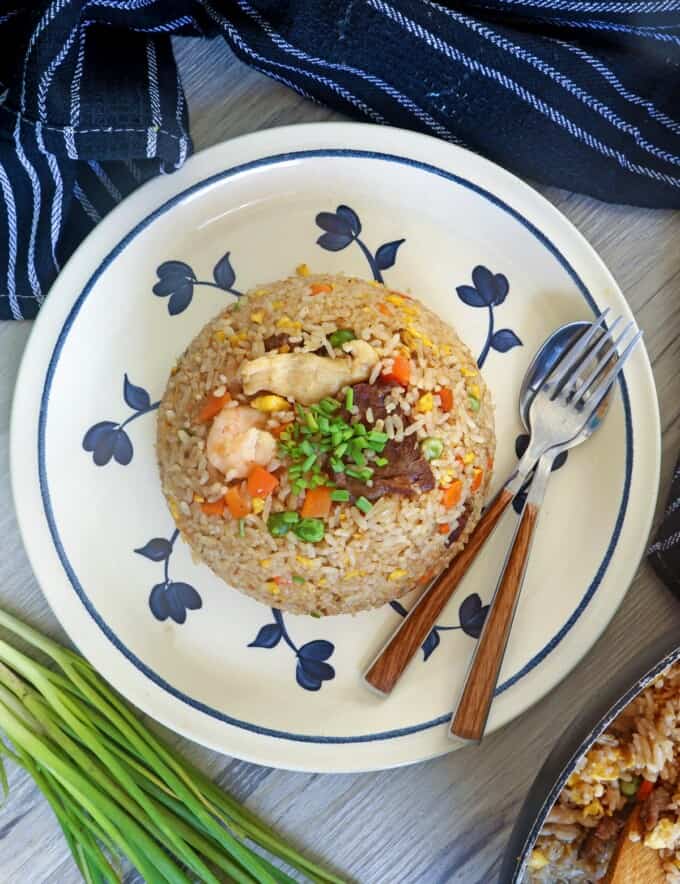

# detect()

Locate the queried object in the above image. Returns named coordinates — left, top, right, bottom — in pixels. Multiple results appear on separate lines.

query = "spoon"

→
left=602, top=803, right=665, bottom=884
left=363, top=317, right=614, bottom=697
left=450, top=318, right=637, bottom=742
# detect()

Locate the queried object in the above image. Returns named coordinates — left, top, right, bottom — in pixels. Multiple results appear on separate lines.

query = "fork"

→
left=364, top=313, right=638, bottom=698
left=449, top=319, right=642, bottom=742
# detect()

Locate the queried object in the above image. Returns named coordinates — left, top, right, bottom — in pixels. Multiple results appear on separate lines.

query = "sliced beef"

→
left=579, top=813, right=626, bottom=866
left=335, top=380, right=434, bottom=500
left=263, top=333, right=290, bottom=352
left=350, top=382, right=395, bottom=421
left=640, top=785, right=671, bottom=832
left=446, top=504, right=472, bottom=547
left=336, top=434, right=435, bottom=501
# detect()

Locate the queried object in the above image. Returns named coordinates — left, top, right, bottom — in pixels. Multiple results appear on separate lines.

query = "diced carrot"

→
left=381, top=354, right=411, bottom=386
left=418, top=568, right=436, bottom=585
left=378, top=303, right=392, bottom=317
left=271, top=575, right=292, bottom=586
left=487, top=454, right=494, bottom=471
left=225, top=485, right=250, bottom=519
left=471, top=467, right=484, bottom=493
left=197, top=391, right=231, bottom=423
left=247, top=465, right=279, bottom=498
left=201, top=498, right=226, bottom=517
left=310, top=283, right=332, bottom=295
left=270, top=423, right=289, bottom=438
left=301, top=486, right=332, bottom=519
left=439, top=387, right=454, bottom=412
left=637, top=780, right=654, bottom=801
left=441, top=480, right=462, bottom=509
left=438, top=523, right=451, bottom=535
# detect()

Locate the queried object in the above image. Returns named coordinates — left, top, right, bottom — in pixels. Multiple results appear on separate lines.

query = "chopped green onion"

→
left=238, top=518, right=245, bottom=537
left=351, top=449, right=367, bottom=467
left=293, top=518, right=325, bottom=543
left=292, top=575, right=306, bottom=584
left=331, top=489, right=350, bottom=502
left=319, top=397, right=340, bottom=413
left=353, top=423, right=367, bottom=436
left=334, top=442, right=348, bottom=458
left=331, top=431, right=343, bottom=448
left=318, top=416, right=330, bottom=433
left=345, top=387, right=354, bottom=410
left=330, top=459, right=345, bottom=473
left=302, top=453, right=316, bottom=473
left=282, top=511, right=300, bottom=524
left=421, top=437, right=444, bottom=461
left=299, top=439, right=313, bottom=457
left=375, top=456, right=389, bottom=467
left=367, top=431, right=388, bottom=444
left=328, top=328, right=356, bottom=348
left=305, top=411, right=319, bottom=432
left=355, top=496, right=372, bottom=514
left=358, top=467, right=373, bottom=481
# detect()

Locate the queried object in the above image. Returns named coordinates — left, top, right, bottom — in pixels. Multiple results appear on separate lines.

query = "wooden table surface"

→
left=2, top=38, right=680, bottom=884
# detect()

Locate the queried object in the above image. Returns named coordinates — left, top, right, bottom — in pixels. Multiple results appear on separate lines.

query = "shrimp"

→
left=206, top=404, right=276, bottom=481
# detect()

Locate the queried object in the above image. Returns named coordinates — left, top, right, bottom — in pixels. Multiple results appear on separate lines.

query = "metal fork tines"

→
left=528, top=313, right=641, bottom=451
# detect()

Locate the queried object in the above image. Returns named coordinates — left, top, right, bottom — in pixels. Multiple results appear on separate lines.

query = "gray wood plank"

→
left=1, top=36, right=680, bottom=884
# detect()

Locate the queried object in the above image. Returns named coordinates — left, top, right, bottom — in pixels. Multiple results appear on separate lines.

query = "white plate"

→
left=11, top=123, right=660, bottom=772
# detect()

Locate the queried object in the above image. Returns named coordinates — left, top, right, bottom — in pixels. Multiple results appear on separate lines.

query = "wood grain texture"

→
left=364, top=488, right=514, bottom=696
left=451, top=504, right=538, bottom=743
left=602, top=805, right=665, bottom=884
left=1, top=36, right=680, bottom=884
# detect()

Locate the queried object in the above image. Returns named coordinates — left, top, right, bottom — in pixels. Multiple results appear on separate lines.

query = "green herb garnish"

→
left=328, top=328, right=356, bottom=348
left=356, top=496, right=372, bottom=514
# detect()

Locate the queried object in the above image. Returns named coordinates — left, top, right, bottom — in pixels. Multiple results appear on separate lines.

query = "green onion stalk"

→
left=0, top=607, right=344, bottom=884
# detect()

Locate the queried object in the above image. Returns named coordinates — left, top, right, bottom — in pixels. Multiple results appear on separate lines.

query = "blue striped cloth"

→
left=2, top=1, right=680, bottom=320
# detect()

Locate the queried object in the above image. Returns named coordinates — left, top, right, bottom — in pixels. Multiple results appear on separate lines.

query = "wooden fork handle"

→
left=450, top=500, right=539, bottom=742
left=363, top=487, right=513, bottom=696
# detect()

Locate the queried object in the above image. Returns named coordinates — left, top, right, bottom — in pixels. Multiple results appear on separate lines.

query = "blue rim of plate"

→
left=38, top=148, right=633, bottom=744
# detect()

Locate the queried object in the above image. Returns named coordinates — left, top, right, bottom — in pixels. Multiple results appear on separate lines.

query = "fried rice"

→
left=527, top=662, right=680, bottom=882
left=157, top=271, right=495, bottom=616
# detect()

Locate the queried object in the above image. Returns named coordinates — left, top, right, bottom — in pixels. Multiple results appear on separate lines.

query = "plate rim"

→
left=11, top=122, right=661, bottom=771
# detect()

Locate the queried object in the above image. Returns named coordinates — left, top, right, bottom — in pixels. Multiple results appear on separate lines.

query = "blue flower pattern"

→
left=390, top=593, right=490, bottom=661
left=153, top=252, right=243, bottom=316
left=135, top=529, right=202, bottom=624
left=83, top=375, right=159, bottom=466
left=456, top=265, right=523, bottom=368
left=249, top=609, right=335, bottom=691
left=315, top=204, right=404, bottom=283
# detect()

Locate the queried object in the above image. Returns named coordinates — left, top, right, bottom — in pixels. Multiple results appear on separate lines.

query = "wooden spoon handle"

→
left=363, top=487, right=513, bottom=696
left=449, top=501, right=538, bottom=741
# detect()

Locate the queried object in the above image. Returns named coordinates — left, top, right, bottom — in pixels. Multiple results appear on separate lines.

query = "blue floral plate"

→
left=11, top=123, right=660, bottom=772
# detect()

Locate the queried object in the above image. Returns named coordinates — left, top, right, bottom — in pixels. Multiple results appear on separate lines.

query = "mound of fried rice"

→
left=157, top=272, right=495, bottom=616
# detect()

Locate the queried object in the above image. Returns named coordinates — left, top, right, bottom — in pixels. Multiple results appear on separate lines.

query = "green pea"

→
left=267, top=513, right=291, bottom=537
left=421, top=437, right=444, bottom=461
left=329, top=328, right=356, bottom=348
left=293, top=518, right=325, bottom=543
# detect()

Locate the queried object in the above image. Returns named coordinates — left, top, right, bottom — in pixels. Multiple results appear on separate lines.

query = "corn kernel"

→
left=345, top=570, right=361, bottom=579
left=400, top=305, right=418, bottom=317
left=213, top=330, right=226, bottom=342
left=169, top=498, right=180, bottom=521
left=259, top=558, right=272, bottom=568
left=318, top=577, right=327, bottom=586
left=385, top=294, right=404, bottom=306
left=252, top=497, right=265, bottom=514
left=441, top=344, right=453, bottom=356
left=528, top=850, right=548, bottom=871
left=296, top=555, right=313, bottom=568
left=416, top=392, right=434, bottom=413
left=462, top=452, right=475, bottom=465
left=254, top=288, right=270, bottom=297
left=250, top=310, right=264, bottom=324
left=469, top=384, right=481, bottom=400
left=265, top=581, right=280, bottom=595
left=193, top=494, right=205, bottom=503
left=296, top=263, right=310, bottom=277
left=583, top=799, right=603, bottom=818
left=461, top=367, right=477, bottom=377
left=272, top=300, right=284, bottom=309
left=368, top=280, right=382, bottom=287
left=251, top=394, right=291, bottom=413
left=276, top=316, right=302, bottom=329
left=388, top=569, right=407, bottom=581
left=440, top=469, right=456, bottom=485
